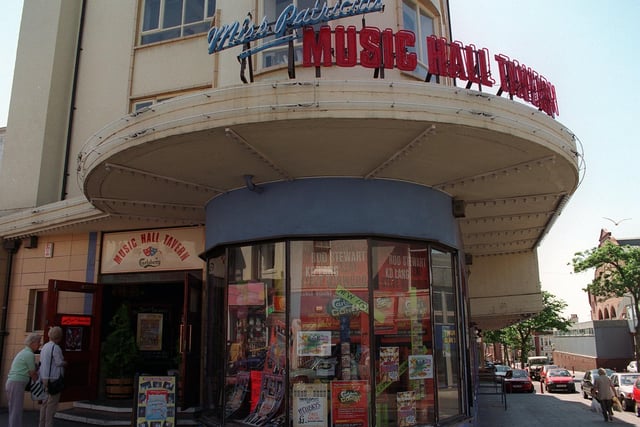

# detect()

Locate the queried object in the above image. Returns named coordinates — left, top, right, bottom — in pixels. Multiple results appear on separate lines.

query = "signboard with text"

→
left=101, top=227, right=204, bottom=274
left=133, top=375, right=177, bottom=427
left=207, top=0, right=559, bottom=117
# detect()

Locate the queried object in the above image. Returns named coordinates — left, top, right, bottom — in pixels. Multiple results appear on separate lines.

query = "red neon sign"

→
left=301, top=26, right=559, bottom=117
left=426, top=36, right=494, bottom=86
left=303, top=26, right=417, bottom=71
left=61, top=315, right=92, bottom=326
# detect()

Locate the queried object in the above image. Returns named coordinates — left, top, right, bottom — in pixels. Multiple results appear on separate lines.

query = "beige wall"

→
left=468, top=251, right=543, bottom=329
left=2, top=0, right=450, bottom=210
left=0, top=232, right=94, bottom=406
left=0, top=0, right=82, bottom=210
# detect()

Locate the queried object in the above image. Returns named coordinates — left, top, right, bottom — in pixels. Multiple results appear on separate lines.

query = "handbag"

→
left=45, top=343, right=65, bottom=395
left=28, top=378, right=48, bottom=401
left=612, top=396, right=622, bottom=412
left=48, top=375, right=65, bottom=395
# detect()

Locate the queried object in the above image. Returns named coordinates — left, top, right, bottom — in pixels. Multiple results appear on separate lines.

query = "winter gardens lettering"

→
left=207, top=1, right=558, bottom=117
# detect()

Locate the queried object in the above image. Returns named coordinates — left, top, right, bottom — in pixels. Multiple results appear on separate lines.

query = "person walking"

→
left=5, top=332, right=42, bottom=427
left=38, top=326, right=67, bottom=427
left=593, top=367, right=616, bottom=422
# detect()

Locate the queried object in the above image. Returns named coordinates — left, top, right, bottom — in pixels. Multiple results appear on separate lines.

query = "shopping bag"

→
left=590, top=398, right=600, bottom=413
left=612, top=396, right=622, bottom=412
left=28, top=378, right=48, bottom=401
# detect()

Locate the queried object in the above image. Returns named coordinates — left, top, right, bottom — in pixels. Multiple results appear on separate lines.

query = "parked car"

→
left=581, top=368, right=615, bottom=399
left=526, top=356, right=549, bottom=381
left=493, top=364, right=511, bottom=382
left=503, top=368, right=534, bottom=393
left=610, top=372, right=640, bottom=411
left=627, top=360, right=638, bottom=373
left=539, top=364, right=559, bottom=383
left=544, top=368, right=576, bottom=393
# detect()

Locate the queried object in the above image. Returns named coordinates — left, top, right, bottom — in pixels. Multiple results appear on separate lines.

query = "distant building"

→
left=553, top=320, right=634, bottom=371
left=588, top=230, right=640, bottom=321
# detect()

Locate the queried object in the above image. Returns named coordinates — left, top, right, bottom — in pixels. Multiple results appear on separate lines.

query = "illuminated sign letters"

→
left=208, top=2, right=559, bottom=117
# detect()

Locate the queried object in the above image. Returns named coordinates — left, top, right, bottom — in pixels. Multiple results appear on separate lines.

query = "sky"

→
left=1, top=1, right=639, bottom=323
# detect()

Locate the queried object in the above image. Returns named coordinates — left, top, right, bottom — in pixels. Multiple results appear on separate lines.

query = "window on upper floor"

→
left=402, top=0, right=435, bottom=79
left=140, top=0, right=216, bottom=45
left=260, top=0, right=319, bottom=69
left=131, top=93, right=187, bottom=113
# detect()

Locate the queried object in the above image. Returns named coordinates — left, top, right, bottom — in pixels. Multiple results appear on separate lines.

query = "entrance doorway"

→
left=47, top=271, right=202, bottom=407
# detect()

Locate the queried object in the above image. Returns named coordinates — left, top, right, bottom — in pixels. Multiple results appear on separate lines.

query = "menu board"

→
left=133, top=375, right=177, bottom=427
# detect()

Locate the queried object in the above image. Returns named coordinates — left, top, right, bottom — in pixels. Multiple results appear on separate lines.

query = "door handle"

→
left=179, top=324, right=184, bottom=353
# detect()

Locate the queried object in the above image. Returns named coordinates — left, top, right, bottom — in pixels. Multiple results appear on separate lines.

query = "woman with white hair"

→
left=39, top=326, right=67, bottom=427
left=5, top=332, right=41, bottom=427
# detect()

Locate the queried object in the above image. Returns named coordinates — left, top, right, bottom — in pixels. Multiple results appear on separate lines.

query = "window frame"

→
left=260, top=0, right=320, bottom=70
left=401, top=0, right=437, bottom=79
left=139, top=0, right=216, bottom=46
left=207, top=237, right=465, bottom=425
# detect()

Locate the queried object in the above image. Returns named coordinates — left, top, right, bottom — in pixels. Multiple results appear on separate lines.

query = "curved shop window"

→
left=206, top=239, right=463, bottom=426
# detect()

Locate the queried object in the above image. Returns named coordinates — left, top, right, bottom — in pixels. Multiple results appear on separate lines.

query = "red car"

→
left=503, top=368, right=534, bottom=393
left=544, top=368, right=576, bottom=393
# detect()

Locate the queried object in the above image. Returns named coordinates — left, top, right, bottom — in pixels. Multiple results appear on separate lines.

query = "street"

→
left=478, top=376, right=640, bottom=426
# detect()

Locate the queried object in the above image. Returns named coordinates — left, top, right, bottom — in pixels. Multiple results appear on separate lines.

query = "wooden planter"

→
left=105, top=377, right=134, bottom=399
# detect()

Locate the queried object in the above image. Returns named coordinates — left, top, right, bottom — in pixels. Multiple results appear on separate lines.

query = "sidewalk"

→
left=475, top=371, right=639, bottom=427
left=0, top=408, right=83, bottom=426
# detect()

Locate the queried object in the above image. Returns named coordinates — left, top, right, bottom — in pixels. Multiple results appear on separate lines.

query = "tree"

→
left=485, top=291, right=573, bottom=368
left=572, top=242, right=640, bottom=370
left=482, top=329, right=511, bottom=364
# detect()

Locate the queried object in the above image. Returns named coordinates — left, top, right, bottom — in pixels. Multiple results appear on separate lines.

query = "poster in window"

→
left=397, top=391, right=417, bottom=427
left=293, top=383, right=328, bottom=427
left=228, top=282, right=265, bottom=306
left=330, top=380, right=369, bottom=427
left=379, top=347, right=399, bottom=383
left=297, top=331, right=332, bottom=357
left=137, top=313, right=163, bottom=351
left=408, top=355, right=433, bottom=380
left=65, top=327, right=83, bottom=351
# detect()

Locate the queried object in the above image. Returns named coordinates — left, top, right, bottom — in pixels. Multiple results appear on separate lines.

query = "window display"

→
left=211, top=239, right=462, bottom=426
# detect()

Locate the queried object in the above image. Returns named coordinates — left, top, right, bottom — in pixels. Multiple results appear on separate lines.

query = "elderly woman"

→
left=5, top=332, right=41, bottom=427
left=39, top=326, right=67, bottom=427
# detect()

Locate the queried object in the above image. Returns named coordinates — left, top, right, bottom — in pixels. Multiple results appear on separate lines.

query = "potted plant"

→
left=102, top=303, right=139, bottom=399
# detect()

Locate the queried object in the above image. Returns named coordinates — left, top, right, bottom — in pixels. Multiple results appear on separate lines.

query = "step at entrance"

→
left=55, top=400, right=201, bottom=426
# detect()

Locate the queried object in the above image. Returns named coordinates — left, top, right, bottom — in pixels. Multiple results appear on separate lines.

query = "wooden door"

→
left=46, top=279, right=103, bottom=402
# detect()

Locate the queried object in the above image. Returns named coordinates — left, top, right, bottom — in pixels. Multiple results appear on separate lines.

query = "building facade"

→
left=553, top=320, right=634, bottom=372
left=0, top=1, right=580, bottom=426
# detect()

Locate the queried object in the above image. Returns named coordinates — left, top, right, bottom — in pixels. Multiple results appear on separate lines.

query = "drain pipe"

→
left=0, top=239, right=21, bottom=366
left=60, top=0, right=87, bottom=200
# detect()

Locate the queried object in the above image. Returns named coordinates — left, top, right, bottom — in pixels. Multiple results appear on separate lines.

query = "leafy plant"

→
left=573, top=241, right=640, bottom=373
left=102, top=304, right=139, bottom=378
